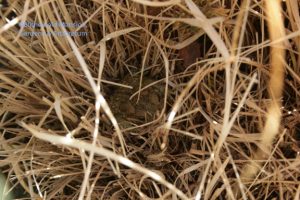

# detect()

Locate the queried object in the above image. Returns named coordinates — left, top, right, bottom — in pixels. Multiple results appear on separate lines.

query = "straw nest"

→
left=0, top=0, right=299, bottom=199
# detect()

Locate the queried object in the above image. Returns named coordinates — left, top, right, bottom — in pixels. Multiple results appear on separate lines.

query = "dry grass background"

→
left=0, top=0, right=299, bottom=199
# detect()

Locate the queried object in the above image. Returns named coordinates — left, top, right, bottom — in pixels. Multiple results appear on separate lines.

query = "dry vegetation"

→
left=0, top=0, right=299, bottom=199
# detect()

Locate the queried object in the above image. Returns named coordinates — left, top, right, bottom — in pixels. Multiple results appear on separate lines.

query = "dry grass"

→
left=0, top=0, right=300, bottom=199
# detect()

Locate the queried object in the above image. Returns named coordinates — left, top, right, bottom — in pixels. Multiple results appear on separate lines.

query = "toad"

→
left=107, top=74, right=164, bottom=128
